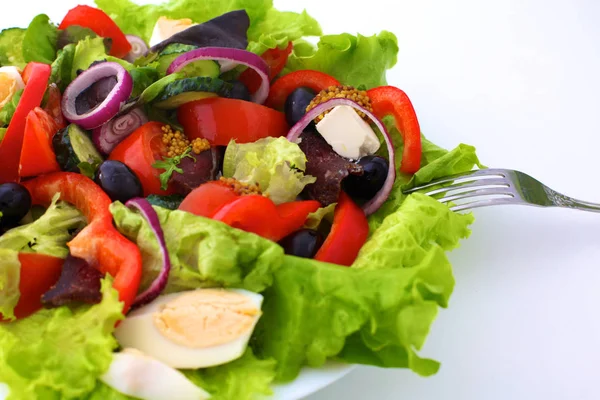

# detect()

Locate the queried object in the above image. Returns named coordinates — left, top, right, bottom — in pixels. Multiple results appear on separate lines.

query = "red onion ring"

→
left=166, top=47, right=269, bottom=104
left=124, top=35, right=149, bottom=63
left=125, top=198, right=171, bottom=309
left=93, top=108, right=148, bottom=155
left=62, top=62, right=133, bottom=130
left=287, top=99, right=396, bottom=216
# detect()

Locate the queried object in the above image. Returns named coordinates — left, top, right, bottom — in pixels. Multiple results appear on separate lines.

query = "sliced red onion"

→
left=125, top=198, right=171, bottom=309
left=124, top=35, right=149, bottom=63
left=62, top=62, right=133, bottom=130
left=287, top=99, right=396, bottom=216
left=166, top=47, right=269, bottom=104
left=93, top=108, right=148, bottom=155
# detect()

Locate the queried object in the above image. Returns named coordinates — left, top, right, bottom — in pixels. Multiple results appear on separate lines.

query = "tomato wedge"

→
left=43, top=83, right=67, bottom=129
left=239, top=41, right=293, bottom=93
left=109, top=121, right=173, bottom=196
left=19, top=107, right=61, bottom=178
left=11, top=253, right=65, bottom=320
left=0, top=62, right=51, bottom=184
left=59, top=6, right=132, bottom=58
left=266, top=70, right=340, bottom=110
left=315, top=192, right=369, bottom=266
left=178, top=98, right=289, bottom=146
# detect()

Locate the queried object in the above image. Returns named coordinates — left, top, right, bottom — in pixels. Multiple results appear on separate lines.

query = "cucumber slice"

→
left=53, top=124, right=104, bottom=172
left=153, top=76, right=233, bottom=109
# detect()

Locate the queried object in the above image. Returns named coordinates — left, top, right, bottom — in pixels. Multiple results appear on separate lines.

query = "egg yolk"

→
left=0, top=72, right=19, bottom=110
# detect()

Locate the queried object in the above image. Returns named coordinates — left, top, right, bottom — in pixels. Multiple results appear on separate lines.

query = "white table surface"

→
left=3, top=1, right=600, bottom=399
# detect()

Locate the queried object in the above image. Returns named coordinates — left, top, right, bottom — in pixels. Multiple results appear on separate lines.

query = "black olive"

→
left=343, top=156, right=389, bottom=200
left=279, top=229, right=324, bottom=259
left=0, top=183, right=32, bottom=228
left=226, top=80, right=251, bottom=101
left=95, top=160, right=144, bottom=203
left=284, top=87, right=316, bottom=127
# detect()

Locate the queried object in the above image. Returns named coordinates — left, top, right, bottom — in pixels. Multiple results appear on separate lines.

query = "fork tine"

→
left=404, top=168, right=508, bottom=194
left=439, top=187, right=515, bottom=204
left=424, top=178, right=509, bottom=197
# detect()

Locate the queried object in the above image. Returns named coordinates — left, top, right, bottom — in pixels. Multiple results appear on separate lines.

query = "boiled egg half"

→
left=114, top=289, right=263, bottom=369
left=100, top=348, right=211, bottom=400
left=149, top=17, right=197, bottom=47
left=0, top=66, right=24, bottom=111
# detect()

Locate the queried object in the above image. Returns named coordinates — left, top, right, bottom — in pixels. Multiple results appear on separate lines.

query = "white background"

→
left=3, top=1, right=600, bottom=399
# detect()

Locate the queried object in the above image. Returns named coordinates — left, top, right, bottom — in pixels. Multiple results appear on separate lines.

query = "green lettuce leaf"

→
left=0, top=193, right=86, bottom=258
left=50, top=44, right=76, bottom=91
left=0, top=128, right=6, bottom=143
left=22, top=14, right=59, bottom=64
left=0, top=248, right=21, bottom=321
left=303, top=203, right=336, bottom=230
left=223, top=137, right=316, bottom=204
left=284, top=31, right=399, bottom=89
left=184, top=349, right=276, bottom=400
left=110, top=202, right=283, bottom=294
left=71, top=37, right=109, bottom=80
left=254, top=193, right=471, bottom=381
left=95, top=0, right=321, bottom=54
left=0, top=28, right=26, bottom=69
left=0, top=90, right=23, bottom=127
left=0, top=278, right=123, bottom=400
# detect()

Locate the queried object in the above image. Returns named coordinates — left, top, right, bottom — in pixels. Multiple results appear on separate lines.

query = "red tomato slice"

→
left=178, top=98, right=289, bottom=146
left=19, top=108, right=61, bottom=178
left=109, top=121, right=173, bottom=196
left=13, top=253, right=64, bottom=320
left=59, top=5, right=132, bottom=58
left=178, top=181, right=239, bottom=218
left=43, top=84, right=67, bottom=129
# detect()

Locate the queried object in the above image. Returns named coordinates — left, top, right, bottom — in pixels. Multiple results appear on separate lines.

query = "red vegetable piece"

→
left=239, top=41, right=293, bottom=93
left=265, top=70, right=340, bottom=110
left=19, top=108, right=61, bottom=178
left=178, top=181, right=240, bottom=218
left=178, top=98, right=288, bottom=146
left=59, top=5, right=132, bottom=58
left=0, top=62, right=51, bottom=184
left=43, top=83, right=67, bottom=129
left=22, top=172, right=142, bottom=313
left=367, top=86, right=422, bottom=174
left=315, top=192, right=369, bottom=266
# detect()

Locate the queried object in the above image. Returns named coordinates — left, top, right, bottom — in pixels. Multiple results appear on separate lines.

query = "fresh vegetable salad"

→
left=0, top=1, right=482, bottom=399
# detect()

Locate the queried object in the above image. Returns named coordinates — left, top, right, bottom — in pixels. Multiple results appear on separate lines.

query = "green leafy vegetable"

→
left=304, top=203, right=336, bottom=230
left=50, top=44, right=76, bottom=91
left=0, top=28, right=26, bottom=68
left=129, top=66, right=160, bottom=97
left=152, top=147, right=195, bottom=190
left=22, top=14, right=59, bottom=64
left=254, top=193, right=471, bottom=381
left=0, top=248, right=21, bottom=321
left=139, top=72, right=184, bottom=104
left=0, top=278, right=123, bottom=400
left=57, top=25, right=98, bottom=49
left=0, top=90, right=22, bottom=126
left=71, top=37, right=108, bottom=80
left=0, top=193, right=86, bottom=258
left=78, top=159, right=103, bottom=180
left=284, top=31, right=399, bottom=89
left=223, top=137, right=316, bottom=204
left=0, top=128, right=6, bottom=143
left=110, top=202, right=283, bottom=294
left=184, top=349, right=276, bottom=400
left=95, top=0, right=321, bottom=54
left=146, top=194, right=185, bottom=210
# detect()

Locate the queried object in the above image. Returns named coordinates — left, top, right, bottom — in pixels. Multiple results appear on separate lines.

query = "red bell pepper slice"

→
left=315, top=192, right=369, bottom=266
left=22, top=172, right=142, bottom=313
left=59, top=6, right=132, bottom=58
left=178, top=181, right=239, bottom=218
left=213, top=195, right=320, bottom=242
left=11, top=253, right=64, bottom=320
left=367, top=86, right=422, bottom=174
left=0, top=62, right=51, bottom=184
left=239, top=41, right=293, bottom=93
left=265, top=70, right=340, bottom=110
left=19, top=107, right=61, bottom=178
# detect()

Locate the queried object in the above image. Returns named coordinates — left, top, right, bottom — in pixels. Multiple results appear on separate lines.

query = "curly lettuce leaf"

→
left=223, top=137, right=316, bottom=204
left=0, top=90, right=23, bottom=127
left=95, top=0, right=321, bottom=54
left=71, top=37, right=109, bottom=80
left=22, top=14, right=58, bottom=64
left=0, top=28, right=26, bottom=69
left=0, top=278, right=123, bottom=400
left=284, top=31, right=399, bottom=89
left=110, top=202, right=283, bottom=294
left=303, top=203, right=336, bottom=230
left=0, top=249, right=20, bottom=321
left=184, top=349, right=276, bottom=400
left=0, top=194, right=86, bottom=258
left=50, top=44, right=76, bottom=91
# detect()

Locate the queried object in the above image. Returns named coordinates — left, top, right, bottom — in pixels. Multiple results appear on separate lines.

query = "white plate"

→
left=4, top=1, right=600, bottom=400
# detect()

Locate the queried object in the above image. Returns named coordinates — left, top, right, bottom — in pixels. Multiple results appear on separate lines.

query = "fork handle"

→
left=548, top=190, right=600, bottom=213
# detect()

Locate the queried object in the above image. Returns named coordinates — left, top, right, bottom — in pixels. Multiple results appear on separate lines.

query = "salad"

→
left=0, top=1, right=483, bottom=399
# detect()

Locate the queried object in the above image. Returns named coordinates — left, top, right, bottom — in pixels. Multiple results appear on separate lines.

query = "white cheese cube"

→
left=315, top=105, right=380, bottom=160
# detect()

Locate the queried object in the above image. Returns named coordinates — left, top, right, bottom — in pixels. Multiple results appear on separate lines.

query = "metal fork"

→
left=403, top=168, right=600, bottom=213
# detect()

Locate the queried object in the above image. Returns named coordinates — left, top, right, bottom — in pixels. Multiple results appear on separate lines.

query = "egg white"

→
left=114, top=289, right=263, bottom=369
